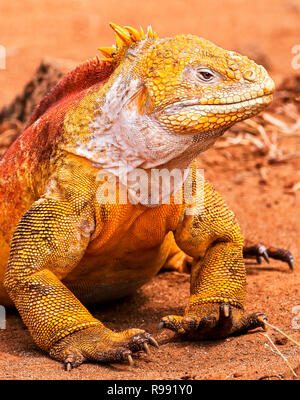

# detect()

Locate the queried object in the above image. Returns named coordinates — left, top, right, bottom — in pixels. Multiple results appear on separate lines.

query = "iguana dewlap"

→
left=0, top=23, right=292, bottom=368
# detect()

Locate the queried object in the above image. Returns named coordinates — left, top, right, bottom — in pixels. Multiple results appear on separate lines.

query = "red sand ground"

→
left=0, top=0, right=299, bottom=380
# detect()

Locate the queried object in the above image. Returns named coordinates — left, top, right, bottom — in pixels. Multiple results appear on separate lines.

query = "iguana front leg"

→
left=159, top=179, right=267, bottom=339
left=4, top=197, right=156, bottom=369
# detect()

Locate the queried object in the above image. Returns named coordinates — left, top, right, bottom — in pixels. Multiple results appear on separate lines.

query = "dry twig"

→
left=260, top=332, right=297, bottom=377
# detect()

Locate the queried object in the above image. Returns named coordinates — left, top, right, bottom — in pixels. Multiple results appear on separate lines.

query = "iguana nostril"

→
left=243, top=69, right=256, bottom=81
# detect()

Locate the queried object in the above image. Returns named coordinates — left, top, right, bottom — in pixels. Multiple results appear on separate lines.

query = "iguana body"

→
left=0, top=24, right=292, bottom=368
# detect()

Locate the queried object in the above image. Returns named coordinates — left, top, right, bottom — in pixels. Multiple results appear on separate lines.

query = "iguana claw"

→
left=149, top=336, right=159, bottom=348
left=143, top=343, right=150, bottom=354
left=243, top=241, right=294, bottom=270
left=222, top=303, right=231, bottom=318
left=159, top=303, right=267, bottom=340
left=127, top=354, right=134, bottom=367
left=258, top=246, right=270, bottom=263
left=65, top=361, right=72, bottom=372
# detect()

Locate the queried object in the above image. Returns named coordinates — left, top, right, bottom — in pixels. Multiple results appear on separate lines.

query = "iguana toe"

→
left=63, top=348, right=85, bottom=370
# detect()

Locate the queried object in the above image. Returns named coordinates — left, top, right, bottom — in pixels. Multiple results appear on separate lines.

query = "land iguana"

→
left=0, top=23, right=293, bottom=369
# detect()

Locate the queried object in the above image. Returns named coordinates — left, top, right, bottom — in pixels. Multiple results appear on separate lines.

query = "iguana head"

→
left=99, top=23, right=274, bottom=137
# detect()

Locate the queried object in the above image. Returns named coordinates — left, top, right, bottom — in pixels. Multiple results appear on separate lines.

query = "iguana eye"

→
left=197, top=68, right=215, bottom=82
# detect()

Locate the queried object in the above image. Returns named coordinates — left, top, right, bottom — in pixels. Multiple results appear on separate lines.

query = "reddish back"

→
left=26, top=57, right=115, bottom=129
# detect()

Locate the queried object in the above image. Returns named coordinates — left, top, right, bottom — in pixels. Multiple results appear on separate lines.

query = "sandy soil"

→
left=0, top=0, right=299, bottom=380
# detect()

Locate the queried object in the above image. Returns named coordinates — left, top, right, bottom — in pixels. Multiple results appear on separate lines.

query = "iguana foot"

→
left=243, top=241, right=294, bottom=270
left=49, top=326, right=159, bottom=369
left=158, top=303, right=267, bottom=340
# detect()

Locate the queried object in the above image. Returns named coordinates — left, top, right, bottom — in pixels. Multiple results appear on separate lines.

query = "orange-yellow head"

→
left=99, top=23, right=274, bottom=137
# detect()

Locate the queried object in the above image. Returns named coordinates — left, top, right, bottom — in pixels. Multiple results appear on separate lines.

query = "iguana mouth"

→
left=163, top=94, right=273, bottom=112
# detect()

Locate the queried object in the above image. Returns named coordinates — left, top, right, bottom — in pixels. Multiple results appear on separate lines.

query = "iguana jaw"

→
left=161, top=94, right=273, bottom=111
left=157, top=93, right=273, bottom=134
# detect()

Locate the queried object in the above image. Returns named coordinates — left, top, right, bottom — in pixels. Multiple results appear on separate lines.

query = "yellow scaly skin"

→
left=0, top=23, right=275, bottom=368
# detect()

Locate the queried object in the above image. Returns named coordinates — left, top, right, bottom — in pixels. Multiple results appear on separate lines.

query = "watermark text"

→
left=0, top=45, right=6, bottom=70
left=291, top=45, right=300, bottom=70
